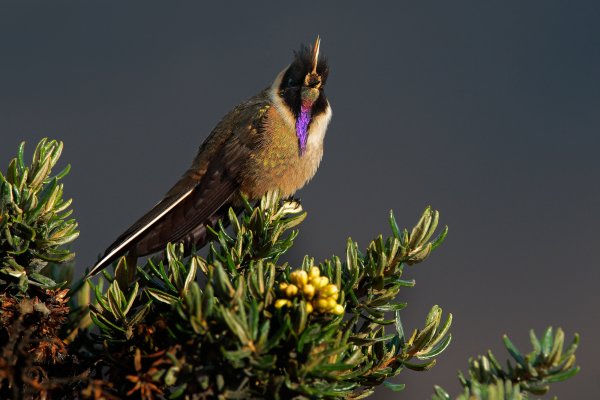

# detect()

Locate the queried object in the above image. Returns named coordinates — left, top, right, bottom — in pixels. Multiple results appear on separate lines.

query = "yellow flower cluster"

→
left=274, top=267, right=344, bottom=315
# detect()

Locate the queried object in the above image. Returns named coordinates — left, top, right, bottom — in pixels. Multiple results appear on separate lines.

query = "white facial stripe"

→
left=307, top=102, right=332, bottom=148
left=269, top=68, right=296, bottom=131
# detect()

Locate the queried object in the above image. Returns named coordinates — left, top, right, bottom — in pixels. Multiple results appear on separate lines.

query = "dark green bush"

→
left=0, top=139, right=580, bottom=399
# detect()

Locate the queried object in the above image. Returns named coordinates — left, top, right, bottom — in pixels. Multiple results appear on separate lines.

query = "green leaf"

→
left=432, top=385, right=451, bottom=400
left=28, top=272, right=58, bottom=288
left=183, top=256, right=198, bottom=293
left=123, top=282, right=139, bottom=315
left=221, top=307, right=251, bottom=345
left=383, top=381, right=405, bottom=392
left=146, top=288, right=180, bottom=305
left=129, top=301, right=152, bottom=326
left=503, top=334, right=527, bottom=368
left=417, top=333, right=452, bottom=360
left=431, top=225, right=448, bottom=251
left=372, top=302, right=407, bottom=312
left=545, top=366, right=580, bottom=383
left=395, top=310, right=406, bottom=344
left=403, top=359, right=436, bottom=371
left=13, top=222, right=36, bottom=241
left=541, top=326, right=554, bottom=358
left=29, top=154, right=52, bottom=189
left=349, top=333, right=395, bottom=346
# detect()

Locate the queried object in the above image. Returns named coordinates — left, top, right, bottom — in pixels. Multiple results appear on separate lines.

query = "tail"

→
left=86, top=161, right=238, bottom=278
left=86, top=188, right=196, bottom=278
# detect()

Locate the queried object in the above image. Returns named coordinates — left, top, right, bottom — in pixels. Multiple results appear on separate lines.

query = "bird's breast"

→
left=240, top=102, right=331, bottom=199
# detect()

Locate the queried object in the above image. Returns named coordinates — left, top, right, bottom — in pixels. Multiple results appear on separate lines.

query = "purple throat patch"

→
left=296, top=105, right=311, bottom=155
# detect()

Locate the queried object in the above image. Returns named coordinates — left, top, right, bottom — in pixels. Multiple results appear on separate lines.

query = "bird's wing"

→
left=132, top=154, right=237, bottom=254
left=87, top=94, right=269, bottom=277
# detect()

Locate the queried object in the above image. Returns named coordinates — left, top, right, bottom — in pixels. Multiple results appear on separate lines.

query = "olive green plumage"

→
left=88, top=38, right=331, bottom=277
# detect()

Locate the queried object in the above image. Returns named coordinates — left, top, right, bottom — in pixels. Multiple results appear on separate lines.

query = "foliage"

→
left=85, top=191, right=451, bottom=398
left=432, top=327, right=580, bottom=400
left=0, top=140, right=82, bottom=399
left=0, top=139, right=78, bottom=293
left=0, top=139, right=581, bottom=399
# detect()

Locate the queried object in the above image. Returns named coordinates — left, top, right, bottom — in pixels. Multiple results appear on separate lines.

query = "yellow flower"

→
left=285, top=284, right=298, bottom=298
left=326, top=298, right=338, bottom=311
left=316, top=298, right=329, bottom=311
left=306, top=302, right=314, bottom=314
left=276, top=267, right=345, bottom=316
left=317, top=276, right=329, bottom=289
left=302, top=284, right=315, bottom=299
left=290, top=270, right=308, bottom=287
left=321, top=284, right=339, bottom=299
left=309, top=266, right=320, bottom=279
left=275, top=299, right=292, bottom=309
left=332, top=304, right=345, bottom=315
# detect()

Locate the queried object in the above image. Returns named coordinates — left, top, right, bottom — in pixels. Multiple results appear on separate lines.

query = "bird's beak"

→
left=311, top=35, right=321, bottom=74
left=304, top=35, right=322, bottom=92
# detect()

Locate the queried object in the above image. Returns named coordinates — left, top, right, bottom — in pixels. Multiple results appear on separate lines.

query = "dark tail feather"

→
left=87, top=162, right=237, bottom=278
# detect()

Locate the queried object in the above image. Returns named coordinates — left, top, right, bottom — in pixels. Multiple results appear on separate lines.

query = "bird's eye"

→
left=287, top=77, right=295, bottom=87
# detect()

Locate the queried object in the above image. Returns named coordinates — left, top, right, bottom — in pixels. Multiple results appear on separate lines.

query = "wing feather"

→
left=87, top=92, right=270, bottom=277
left=133, top=160, right=237, bottom=254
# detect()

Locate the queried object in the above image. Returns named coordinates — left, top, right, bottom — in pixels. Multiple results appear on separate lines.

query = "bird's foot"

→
left=284, top=195, right=302, bottom=205
left=281, top=196, right=303, bottom=213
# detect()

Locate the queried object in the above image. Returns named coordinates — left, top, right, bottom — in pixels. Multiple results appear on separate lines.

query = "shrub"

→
left=0, top=139, right=580, bottom=399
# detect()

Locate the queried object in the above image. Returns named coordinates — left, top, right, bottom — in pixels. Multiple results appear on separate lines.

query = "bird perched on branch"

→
left=87, top=36, right=331, bottom=277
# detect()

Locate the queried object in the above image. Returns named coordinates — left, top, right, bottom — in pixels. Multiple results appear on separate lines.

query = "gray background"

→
left=1, top=1, right=598, bottom=398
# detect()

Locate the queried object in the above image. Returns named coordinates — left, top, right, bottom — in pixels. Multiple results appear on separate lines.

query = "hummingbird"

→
left=87, top=37, right=331, bottom=277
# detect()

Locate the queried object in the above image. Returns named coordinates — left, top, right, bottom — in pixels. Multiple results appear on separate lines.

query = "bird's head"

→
left=275, top=36, right=330, bottom=154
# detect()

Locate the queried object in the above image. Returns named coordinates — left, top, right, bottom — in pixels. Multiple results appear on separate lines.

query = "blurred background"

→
left=1, top=1, right=598, bottom=397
